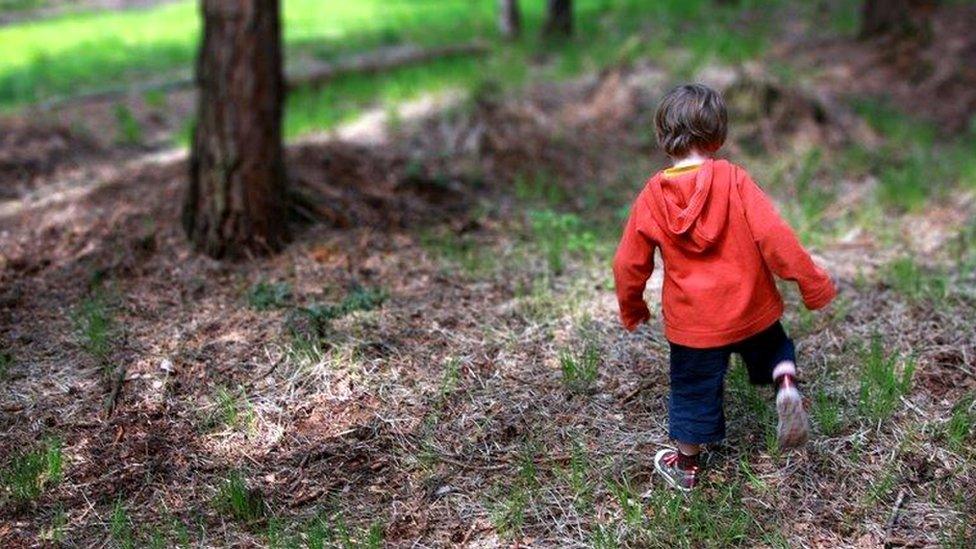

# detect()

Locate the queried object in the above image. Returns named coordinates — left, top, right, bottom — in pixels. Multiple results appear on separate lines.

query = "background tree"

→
left=183, top=0, right=289, bottom=259
left=860, top=0, right=937, bottom=41
left=498, top=0, right=521, bottom=40
left=543, top=0, right=572, bottom=38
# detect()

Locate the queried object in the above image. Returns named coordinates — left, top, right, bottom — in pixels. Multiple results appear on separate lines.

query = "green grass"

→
left=811, top=387, right=845, bottom=437
left=727, top=361, right=778, bottom=455
left=1, top=438, right=63, bottom=505
left=1, top=0, right=792, bottom=141
left=528, top=209, right=597, bottom=274
left=113, top=103, right=143, bottom=146
left=0, top=350, right=11, bottom=380
left=489, top=443, right=541, bottom=539
left=211, top=386, right=255, bottom=433
left=214, top=471, right=266, bottom=525
left=882, top=255, right=948, bottom=303
left=945, top=394, right=975, bottom=453
left=420, top=229, right=496, bottom=277
left=852, top=99, right=976, bottom=213
left=109, top=499, right=136, bottom=549
left=0, top=0, right=47, bottom=13
left=287, top=285, right=387, bottom=342
left=280, top=509, right=384, bottom=549
left=858, top=337, right=915, bottom=423
left=559, top=340, right=600, bottom=395
left=72, top=290, right=115, bottom=369
left=610, top=475, right=754, bottom=546
left=246, top=281, right=292, bottom=311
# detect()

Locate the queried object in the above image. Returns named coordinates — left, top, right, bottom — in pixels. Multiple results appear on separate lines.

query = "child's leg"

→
left=656, top=342, right=730, bottom=491
left=736, top=322, right=808, bottom=449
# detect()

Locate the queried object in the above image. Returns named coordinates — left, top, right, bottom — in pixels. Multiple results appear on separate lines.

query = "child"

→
left=612, top=83, right=836, bottom=492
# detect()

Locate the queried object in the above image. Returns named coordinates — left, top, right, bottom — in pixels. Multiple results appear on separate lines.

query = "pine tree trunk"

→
left=543, top=0, right=572, bottom=38
left=183, top=0, right=289, bottom=259
left=498, top=0, right=521, bottom=40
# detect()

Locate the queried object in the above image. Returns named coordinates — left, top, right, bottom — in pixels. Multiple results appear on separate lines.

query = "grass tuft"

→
left=883, top=255, right=948, bottom=303
left=858, top=337, right=915, bottom=423
left=214, top=471, right=265, bottom=525
left=811, top=387, right=845, bottom=437
left=113, top=103, right=143, bottom=146
left=247, top=281, right=292, bottom=311
left=0, top=437, right=63, bottom=505
left=72, top=290, right=115, bottom=370
left=945, top=394, right=975, bottom=453
left=109, top=499, right=136, bottom=549
left=559, top=341, right=600, bottom=395
left=528, top=209, right=596, bottom=274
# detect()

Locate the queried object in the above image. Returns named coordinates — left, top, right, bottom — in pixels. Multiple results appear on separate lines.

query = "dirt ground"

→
left=1, top=6, right=975, bottom=548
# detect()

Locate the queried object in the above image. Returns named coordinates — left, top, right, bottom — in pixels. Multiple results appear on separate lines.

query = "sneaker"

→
left=653, top=448, right=698, bottom=492
left=776, top=377, right=809, bottom=449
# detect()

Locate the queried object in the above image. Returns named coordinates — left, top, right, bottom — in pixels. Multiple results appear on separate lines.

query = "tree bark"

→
left=498, top=0, right=521, bottom=40
left=543, top=0, right=572, bottom=38
left=184, top=0, right=289, bottom=259
left=860, top=0, right=936, bottom=40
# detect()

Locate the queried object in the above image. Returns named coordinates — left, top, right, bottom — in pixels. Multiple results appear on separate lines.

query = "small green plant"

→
left=420, top=230, right=492, bottom=276
left=489, top=483, right=529, bottom=539
left=607, top=476, right=644, bottom=533
left=811, top=388, right=844, bottom=436
left=727, top=362, right=778, bottom=454
left=42, top=505, right=67, bottom=543
left=143, top=89, right=167, bottom=109
left=0, top=350, right=11, bottom=380
left=877, top=158, right=930, bottom=212
left=113, top=103, right=143, bottom=146
left=1, top=438, right=63, bottom=504
left=109, top=499, right=136, bottom=549
left=73, top=291, right=115, bottom=369
left=210, top=386, right=255, bottom=432
left=864, top=465, right=897, bottom=505
left=247, top=281, right=292, bottom=310
left=298, top=509, right=383, bottom=549
left=590, top=523, right=620, bottom=549
left=883, top=256, right=947, bottom=302
left=363, top=522, right=384, bottom=549
left=945, top=394, right=975, bottom=453
left=786, top=148, right=836, bottom=243
left=858, top=337, right=915, bottom=423
left=296, top=285, right=385, bottom=328
left=561, top=437, right=593, bottom=512
left=559, top=342, right=599, bottom=395
left=514, top=171, right=567, bottom=205
left=214, top=471, right=265, bottom=525
left=528, top=209, right=596, bottom=274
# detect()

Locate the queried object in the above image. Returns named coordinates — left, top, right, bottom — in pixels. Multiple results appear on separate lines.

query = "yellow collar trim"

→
left=663, top=163, right=703, bottom=177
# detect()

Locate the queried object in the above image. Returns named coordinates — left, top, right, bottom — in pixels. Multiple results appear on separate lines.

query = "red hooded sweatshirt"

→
left=612, top=158, right=836, bottom=348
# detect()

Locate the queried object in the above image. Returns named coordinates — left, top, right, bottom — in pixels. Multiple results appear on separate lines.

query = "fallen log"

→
left=35, top=42, right=490, bottom=111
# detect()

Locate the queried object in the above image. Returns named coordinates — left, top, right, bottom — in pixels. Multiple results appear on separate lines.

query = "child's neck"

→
left=672, top=151, right=708, bottom=168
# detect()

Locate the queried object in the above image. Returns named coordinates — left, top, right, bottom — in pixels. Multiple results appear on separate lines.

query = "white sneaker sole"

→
left=653, top=448, right=693, bottom=493
left=776, top=386, right=809, bottom=449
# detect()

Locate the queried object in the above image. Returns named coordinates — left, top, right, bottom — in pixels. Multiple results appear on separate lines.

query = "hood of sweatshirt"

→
left=646, top=158, right=731, bottom=253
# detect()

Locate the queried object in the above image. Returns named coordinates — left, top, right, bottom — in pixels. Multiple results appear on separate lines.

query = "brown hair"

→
left=654, top=84, right=728, bottom=158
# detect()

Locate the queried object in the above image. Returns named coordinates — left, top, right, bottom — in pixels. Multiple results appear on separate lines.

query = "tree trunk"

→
left=860, top=0, right=936, bottom=40
left=498, top=0, right=521, bottom=40
left=543, top=0, right=572, bottom=38
left=184, top=0, right=289, bottom=259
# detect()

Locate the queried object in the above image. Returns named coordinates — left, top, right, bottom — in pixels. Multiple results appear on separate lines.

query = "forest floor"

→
left=1, top=1, right=976, bottom=548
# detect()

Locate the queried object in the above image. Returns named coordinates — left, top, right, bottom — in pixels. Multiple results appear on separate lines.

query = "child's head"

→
left=654, top=84, right=728, bottom=159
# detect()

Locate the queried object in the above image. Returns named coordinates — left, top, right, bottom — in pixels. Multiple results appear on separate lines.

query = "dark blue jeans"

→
left=668, top=321, right=796, bottom=444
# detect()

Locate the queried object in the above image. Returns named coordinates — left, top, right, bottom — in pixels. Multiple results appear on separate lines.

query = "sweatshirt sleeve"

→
left=612, top=193, right=656, bottom=330
left=738, top=172, right=837, bottom=310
